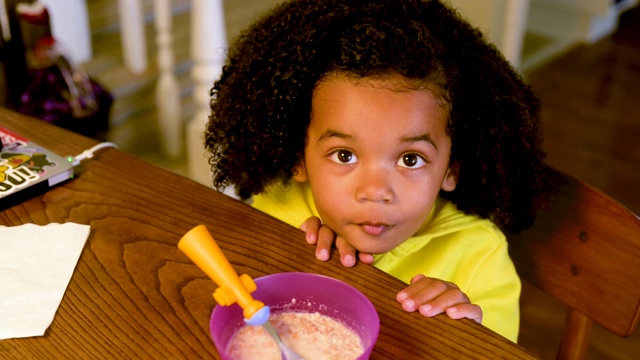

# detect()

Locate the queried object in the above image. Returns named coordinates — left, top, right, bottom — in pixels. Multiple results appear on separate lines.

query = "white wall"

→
left=447, top=0, right=530, bottom=69
left=40, top=0, right=92, bottom=65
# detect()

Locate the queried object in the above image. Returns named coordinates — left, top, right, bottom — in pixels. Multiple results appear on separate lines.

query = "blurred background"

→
left=1, top=0, right=638, bottom=358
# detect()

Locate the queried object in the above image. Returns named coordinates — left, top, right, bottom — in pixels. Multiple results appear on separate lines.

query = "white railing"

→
left=118, top=0, right=148, bottom=74
left=186, top=0, right=227, bottom=186
left=116, top=0, right=226, bottom=186
left=44, top=0, right=224, bottom=185
left=154, top=0, right=182, bottom=159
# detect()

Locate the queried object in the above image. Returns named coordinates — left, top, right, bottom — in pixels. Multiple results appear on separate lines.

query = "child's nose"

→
left=355, top=166, right=394, bottom=203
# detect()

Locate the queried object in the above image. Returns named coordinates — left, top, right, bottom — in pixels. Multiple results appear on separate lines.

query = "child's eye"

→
left=329, top=150, right=358, bottom=164
left=397, top=153, right=427, bottom=168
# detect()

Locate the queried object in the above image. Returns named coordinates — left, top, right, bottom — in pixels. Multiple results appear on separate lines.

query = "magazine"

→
left=0, top=127, right=74, bottom=203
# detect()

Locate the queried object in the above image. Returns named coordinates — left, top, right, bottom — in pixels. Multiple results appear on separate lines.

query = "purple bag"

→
left=16, top=48, right=113, bottom=141
left=7, top=3, right=113, bottom=140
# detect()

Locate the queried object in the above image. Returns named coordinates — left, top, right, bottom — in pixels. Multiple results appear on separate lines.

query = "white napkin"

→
left=0, top=222, right=91, bottom=340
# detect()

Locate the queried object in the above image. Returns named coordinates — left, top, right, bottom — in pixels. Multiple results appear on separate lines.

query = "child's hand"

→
left=397, top=274, right=483, bottom=323
left=300, top=216, right=374, bottom=267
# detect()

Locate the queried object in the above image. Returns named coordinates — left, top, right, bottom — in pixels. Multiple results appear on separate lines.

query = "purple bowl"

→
left=210, top=272, right=379, bottom=359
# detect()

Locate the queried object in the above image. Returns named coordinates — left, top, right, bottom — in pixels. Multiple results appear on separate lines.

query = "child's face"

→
left=293, top=76, right=457, bottom=254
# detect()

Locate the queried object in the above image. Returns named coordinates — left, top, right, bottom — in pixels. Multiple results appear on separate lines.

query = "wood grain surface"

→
left=0, top=108, right=538, bottom=359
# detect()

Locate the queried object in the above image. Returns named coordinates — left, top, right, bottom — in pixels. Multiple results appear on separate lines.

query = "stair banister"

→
left=154, top=0, right=181, bottom=158
left=187, top=0, right=228, bottom=187
left=118, top=0, right=147, bottom=74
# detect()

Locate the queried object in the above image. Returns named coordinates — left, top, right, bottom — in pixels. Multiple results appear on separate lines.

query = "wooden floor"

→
left=86, top=2, right=639, bottom=359
left=518, top=7, right=640, bottom=360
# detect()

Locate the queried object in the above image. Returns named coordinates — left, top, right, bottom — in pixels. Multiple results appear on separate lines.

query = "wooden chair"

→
left=506, top=164, right=640, bottom=360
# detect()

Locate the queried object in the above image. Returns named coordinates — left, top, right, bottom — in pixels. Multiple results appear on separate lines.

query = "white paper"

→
left=0, top=223, right=91, bottom=340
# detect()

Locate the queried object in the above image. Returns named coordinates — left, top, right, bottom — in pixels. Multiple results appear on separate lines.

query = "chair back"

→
left=507, top=165, right=640, bottom=360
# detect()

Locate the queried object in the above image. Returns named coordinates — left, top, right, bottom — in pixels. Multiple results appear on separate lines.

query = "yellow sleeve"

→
left=374, top=210, right=521, bottom=343
left=465, top=240, right=521, bottom=343
left=251, top=182, right=318, bottom=229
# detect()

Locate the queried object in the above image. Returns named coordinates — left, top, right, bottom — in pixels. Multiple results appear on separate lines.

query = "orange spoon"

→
left=179, top=224, right=267, bottom=323
left=178, top=225, right=304, bottom=360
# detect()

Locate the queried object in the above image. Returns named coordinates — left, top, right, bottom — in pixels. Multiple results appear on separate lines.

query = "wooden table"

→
left=0, top=108, right=538, bottom=359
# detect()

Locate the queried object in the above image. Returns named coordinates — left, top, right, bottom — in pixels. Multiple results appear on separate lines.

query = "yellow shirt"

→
left=252, top=181, right=521, bottom=342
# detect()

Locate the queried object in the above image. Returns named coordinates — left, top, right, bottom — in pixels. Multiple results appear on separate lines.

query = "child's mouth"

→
left=360, top=223, right=391, bottom=236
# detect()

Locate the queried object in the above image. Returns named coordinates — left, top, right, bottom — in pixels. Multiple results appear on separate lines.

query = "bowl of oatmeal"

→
left=210, top=272, right=379, bottom=360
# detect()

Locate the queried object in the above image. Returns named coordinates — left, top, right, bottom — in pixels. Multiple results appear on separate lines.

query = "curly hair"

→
left=205, top=0, right=547, bottom=233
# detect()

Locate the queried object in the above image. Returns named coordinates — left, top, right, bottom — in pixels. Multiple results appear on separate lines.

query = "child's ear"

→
left=441, top=162, right=459, bottom=192
left=292, top=160, right=308, bottom=183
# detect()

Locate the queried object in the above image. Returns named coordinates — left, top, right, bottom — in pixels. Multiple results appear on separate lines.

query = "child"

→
left=204, top=0, right=547, bottom=343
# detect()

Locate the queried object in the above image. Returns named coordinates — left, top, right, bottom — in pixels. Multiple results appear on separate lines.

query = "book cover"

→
left=0, top=127, right=74, bottom=201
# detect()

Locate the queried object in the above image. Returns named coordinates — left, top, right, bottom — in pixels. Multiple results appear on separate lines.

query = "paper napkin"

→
left=0, top=223, right=91, bottom=340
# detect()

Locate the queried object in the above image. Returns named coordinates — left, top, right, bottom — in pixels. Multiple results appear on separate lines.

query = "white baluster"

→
left=187, top=0, right=228, bottom=188
left=154, top=0, right=181, bottom=158
left=501, top=0, right=530, bottom=70
left=118, top=0, right=147, bottom=74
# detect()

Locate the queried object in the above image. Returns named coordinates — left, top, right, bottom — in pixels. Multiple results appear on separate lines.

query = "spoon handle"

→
left=262, top=321, right=305, bottom=360
left=178, top=224, right=266, bottom=321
